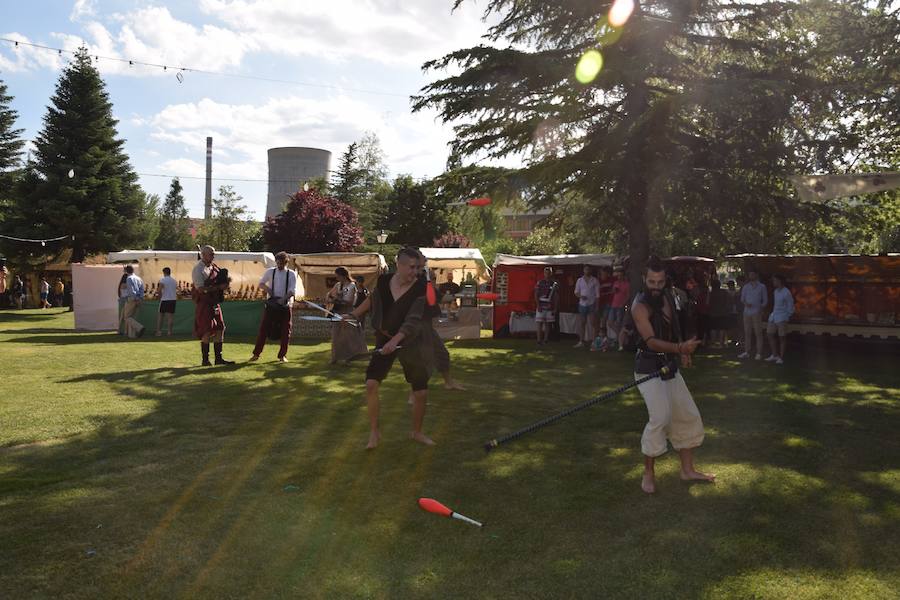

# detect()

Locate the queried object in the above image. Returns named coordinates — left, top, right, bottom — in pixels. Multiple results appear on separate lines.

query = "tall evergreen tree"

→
left=10, top=47, right=146, bottom=262
left=415, top=1, right=898, bottom=285
left=154, top=178, right=192, bottom=250
left=383, top=175, right=452, bottom=247
left=0, top=78, right=25, bottom=235
left=331, top=142, right=364, bottom=206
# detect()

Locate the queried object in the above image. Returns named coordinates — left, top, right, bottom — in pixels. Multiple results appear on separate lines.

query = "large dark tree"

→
left=154, top=178, right=192, bottom=250
left=262, top=188, right=363, bottom=253
left=415, top=1, right=898, bottom=285
left=9, top=47, right=147, bottom=262
left=0, top=78, right=25, bottom=240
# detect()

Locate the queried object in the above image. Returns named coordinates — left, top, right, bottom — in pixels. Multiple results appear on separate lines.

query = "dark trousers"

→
left=253, top=307, right=292, bottom=358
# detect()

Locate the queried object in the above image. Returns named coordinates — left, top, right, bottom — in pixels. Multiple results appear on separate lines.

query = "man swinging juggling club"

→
left=631, top=257, right=715, bottom=494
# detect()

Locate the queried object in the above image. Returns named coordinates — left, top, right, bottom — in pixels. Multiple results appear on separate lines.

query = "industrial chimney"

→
left=204, top=137, right=213, bottom=220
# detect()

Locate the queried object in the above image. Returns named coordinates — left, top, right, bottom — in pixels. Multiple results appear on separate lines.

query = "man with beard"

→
left=631, top=257, right=714, bottom=494
left=192, top=245, right=234, bottom=366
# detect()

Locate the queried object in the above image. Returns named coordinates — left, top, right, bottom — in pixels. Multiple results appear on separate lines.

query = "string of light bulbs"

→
left=0, top=37, right=411, bottom=99
left=0, top=233, right=75, bottom=246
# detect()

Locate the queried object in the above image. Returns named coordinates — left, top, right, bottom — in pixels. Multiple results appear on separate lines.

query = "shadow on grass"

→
left=1, top=332, right=899, bottom=598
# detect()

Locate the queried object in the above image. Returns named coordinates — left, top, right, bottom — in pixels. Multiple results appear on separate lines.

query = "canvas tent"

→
left=72, top=264, right=123, bottom=330
left=107, top=250, right=278, bottom=297
left=492, top=253, right=617, bottom=337
left=290, top=253, right=387, bottom=300
left=727, top=253, right=900, bottom=339
left=420, top=247, right=491, bottom=284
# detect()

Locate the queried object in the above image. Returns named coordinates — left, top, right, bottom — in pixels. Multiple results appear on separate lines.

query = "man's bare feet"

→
left=680, top=469, right=716, bottom=483
left=366, top=430, right=381, bottom=450
left=641, top=471, right=657, bottom=494
left=410, top=431, right=436, bottom=446
left=249, top=355, right=259, bottom=362
left=444, top=381, right=466, bottom=391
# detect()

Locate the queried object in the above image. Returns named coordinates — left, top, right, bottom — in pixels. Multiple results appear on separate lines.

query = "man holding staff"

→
left=346, top=247, right=436, bottom=449
left=192, top=245, right=234, bottom=366
left=631, top=257, right=714, bottom=494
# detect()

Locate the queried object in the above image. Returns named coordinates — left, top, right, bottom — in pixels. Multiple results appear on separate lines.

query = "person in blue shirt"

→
left=765, top=274, right=794, bottom=365
left=122, top=265, right=145, bottom=338
left=737, top=269, right=767, bottom=360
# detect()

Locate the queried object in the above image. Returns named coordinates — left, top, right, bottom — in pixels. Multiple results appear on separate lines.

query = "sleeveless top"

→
left=634, top=290, right=682, bottom=352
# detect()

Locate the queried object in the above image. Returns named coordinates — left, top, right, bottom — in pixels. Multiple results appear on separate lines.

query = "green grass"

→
left=2, top=309, right=899, bottom=599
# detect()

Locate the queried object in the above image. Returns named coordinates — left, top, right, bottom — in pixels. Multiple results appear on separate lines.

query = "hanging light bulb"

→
left=68, top=169, right=75, bottom=179
left=41, top=241, right=46, bottom=247
left=176, top=71, right=184, bottom=83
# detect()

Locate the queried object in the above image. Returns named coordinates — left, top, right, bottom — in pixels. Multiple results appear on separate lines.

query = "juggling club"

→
left=418, top=498, right=484, bottom=528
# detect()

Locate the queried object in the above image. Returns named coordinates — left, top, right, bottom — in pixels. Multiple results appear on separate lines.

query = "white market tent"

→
left=420, top=247, right=491, bottom=283
left=493, top=253, right=617, bottom=267
left=107, top=250, right=278, bottom=296
left=290, top=252, right=387, bottom=300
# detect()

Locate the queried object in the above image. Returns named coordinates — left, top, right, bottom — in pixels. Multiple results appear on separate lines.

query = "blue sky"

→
left=1, top=0, right=495, bottom=218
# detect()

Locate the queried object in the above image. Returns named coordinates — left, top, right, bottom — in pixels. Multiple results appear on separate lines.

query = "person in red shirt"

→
left=605, top=265, right=631, bottom=350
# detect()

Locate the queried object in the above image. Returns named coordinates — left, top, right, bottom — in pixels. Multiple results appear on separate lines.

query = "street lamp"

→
left=376, top=230, right=388, bottom=245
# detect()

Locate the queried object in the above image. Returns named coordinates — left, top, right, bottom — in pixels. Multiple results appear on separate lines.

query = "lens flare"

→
left=575, top=50, right=604, bottom=84
left=595, top=16, right=624, bottom=47
left=609, top=0, right=635, bottom=27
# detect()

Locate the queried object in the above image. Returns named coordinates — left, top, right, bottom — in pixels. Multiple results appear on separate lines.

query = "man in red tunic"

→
left=192, top=245, right=234, bottom=366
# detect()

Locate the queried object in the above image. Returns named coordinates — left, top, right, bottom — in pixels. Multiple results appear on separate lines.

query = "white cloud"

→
left=198, top=0, right=490, bottom=66
left=0, top=33, right=66, bottom=73
left=70, top=0, right=97, bottom=22
left=145, top=95, right=454, bottom=182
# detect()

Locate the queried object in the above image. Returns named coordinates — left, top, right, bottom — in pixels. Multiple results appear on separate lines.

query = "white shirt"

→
left=574, top=276, right=600, bottom=306
left=192, top=261, right=213, bottom=289
left=329, top=281, right=357, bottom=307
left=260, top=267, right=297, bottom=305
left=40, top=280, right=50, bottom=294
left=158, top=275, right=178, bottom=302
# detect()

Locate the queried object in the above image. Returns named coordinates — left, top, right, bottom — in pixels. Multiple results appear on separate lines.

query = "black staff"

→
left=484, top=364, right=673, bottom=452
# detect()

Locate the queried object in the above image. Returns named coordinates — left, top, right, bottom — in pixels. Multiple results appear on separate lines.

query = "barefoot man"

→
left=347, top=247, right=435, bottom=449
left=631, top=256, right=715, bottom=494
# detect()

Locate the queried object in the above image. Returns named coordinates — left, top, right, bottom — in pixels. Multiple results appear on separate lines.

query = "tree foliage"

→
left=198, top=186, right=258, bottom=251
left=415, top=1, right=899, bottom=286
left=7, top=47, right=149, bottom=262
left=262, top=188, right=363, bottom=253
left=382, top=175, right=453, bottom=247
left=154, top=178, right=192, bottom=250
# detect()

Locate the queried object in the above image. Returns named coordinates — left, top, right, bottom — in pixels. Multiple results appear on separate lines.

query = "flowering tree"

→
left=262, top=188, right=363, bottom=253
left=433, top=232, right=471, bottom=248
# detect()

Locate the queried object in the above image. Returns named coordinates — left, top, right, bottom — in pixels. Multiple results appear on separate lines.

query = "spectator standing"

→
left=595, top=266, right=614, bottom=342
left=0, top=261, right=7, bottom=308
left=122, top=265, right=145, bottom=338
left=39, top=276, right=51, bottom=309
left=250, top=251, right=297, bottom=363
left=117, top=268, right=129, bottom=334
left=325, top=266, right=366, bottom=364
left=765, top=274, right=795, bottom=365
left=534, top=266, right=558, bottom=346
left=155, top=267, right=178, bottom=336
left=12, top=274, right=25, bottom=309
left=605, top=265, right=631, bottom=350
left=53, top=277, right=64, bottom=307
left=738, top=269, right=767, bottom=360
left=707, top=279, right=731, bottom=348
left=573, top=265, right=599, bottom=348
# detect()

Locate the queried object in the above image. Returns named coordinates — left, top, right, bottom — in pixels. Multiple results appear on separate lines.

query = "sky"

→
left=0, top=0, right=498, bottom=219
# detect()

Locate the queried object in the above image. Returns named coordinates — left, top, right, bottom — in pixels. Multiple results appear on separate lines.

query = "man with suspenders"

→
left=250, top=251, right=297, bottom=363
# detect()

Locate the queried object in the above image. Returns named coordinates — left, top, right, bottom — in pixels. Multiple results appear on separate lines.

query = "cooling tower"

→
left=266, top=147, right=332, bottom=218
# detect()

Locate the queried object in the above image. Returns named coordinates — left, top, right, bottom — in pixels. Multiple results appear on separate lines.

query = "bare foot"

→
left=410, top=431, right=436, bottom=446
left=681, top=470, right=716, bottom=483
left=444, top=381, right=466, bottom=391
left=641, top=471, right=657, bottom=494
left=249, top=355, right=259, bottom=362
left=366, top=430, right=381, bottom=450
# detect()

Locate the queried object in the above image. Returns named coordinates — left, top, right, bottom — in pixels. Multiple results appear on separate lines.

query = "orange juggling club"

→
left=418, top=498, right=484, bottom=528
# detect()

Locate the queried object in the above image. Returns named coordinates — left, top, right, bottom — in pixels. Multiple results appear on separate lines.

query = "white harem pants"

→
left=635, top=371, right=705, bottom=457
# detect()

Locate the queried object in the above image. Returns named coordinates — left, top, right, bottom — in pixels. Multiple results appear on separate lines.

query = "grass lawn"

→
left=2, top=309, right=899, bottom=599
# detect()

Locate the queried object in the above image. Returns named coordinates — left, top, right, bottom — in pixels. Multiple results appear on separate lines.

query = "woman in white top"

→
left=326, top=267, right=367, bottom=364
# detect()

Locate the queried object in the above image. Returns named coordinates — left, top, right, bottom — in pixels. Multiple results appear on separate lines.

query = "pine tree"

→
left=154, top=178, right=192, bottom=249
left=331, top=142, right=364, bottom=206
left=414, top=1, right=898, bottom=283
left=10, top=47, right=147, bottom=262
left=0, top=78, right=25, bottom=232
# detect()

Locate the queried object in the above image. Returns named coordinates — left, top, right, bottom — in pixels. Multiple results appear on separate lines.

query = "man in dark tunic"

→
left=631, top=257, right=714, bottom=494
left=348, top=248, right=435, bottom=449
